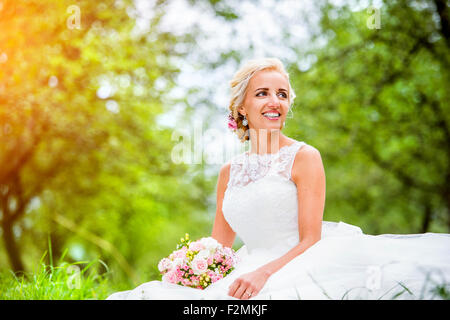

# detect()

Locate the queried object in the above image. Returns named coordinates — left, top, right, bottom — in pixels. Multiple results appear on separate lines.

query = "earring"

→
left=242, top=115, right=248, bottom=126
left=287, top=108, right=294, bottom=119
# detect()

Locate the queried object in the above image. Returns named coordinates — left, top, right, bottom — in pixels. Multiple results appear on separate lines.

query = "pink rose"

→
left=191, top=257, right=208, bottom=275
left=173, top=247, right=187, bottom=259
left=162, top=270, right=178, bottom=284
left=189, top=241, right=205, bottom=252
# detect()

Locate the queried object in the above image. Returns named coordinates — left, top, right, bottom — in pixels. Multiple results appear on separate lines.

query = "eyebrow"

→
left=255, top=87, right=288, bottom=92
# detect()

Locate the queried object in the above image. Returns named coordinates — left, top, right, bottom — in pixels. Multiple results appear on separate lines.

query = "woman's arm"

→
left=260, top=145, right=325, bottom=275
left=228, top=145, right=326, bottom=299
left=211, top=162, right=236, bottom=249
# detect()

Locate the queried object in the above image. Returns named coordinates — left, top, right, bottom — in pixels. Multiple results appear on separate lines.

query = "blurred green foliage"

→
left=286, top=0, right=449, bottom=235
left=0, top=0, right=448, bottom=298
left=0, top=0, right=215, bottom=287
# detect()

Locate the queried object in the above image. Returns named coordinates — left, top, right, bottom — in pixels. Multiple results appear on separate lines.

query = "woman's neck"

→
left=248, top=129, right=291, bottom=155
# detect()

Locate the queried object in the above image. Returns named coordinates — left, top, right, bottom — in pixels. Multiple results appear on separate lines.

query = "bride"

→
left=107, top=58, right=450, bottom=300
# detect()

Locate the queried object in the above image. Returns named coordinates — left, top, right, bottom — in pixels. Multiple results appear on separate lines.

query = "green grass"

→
left=306, top=270, right=450, bottom=300
left=2, top=262, right=448, bottom=300
left=0, top=249, right=113, bottom=300
left=1, top=246, right=448, bottom=300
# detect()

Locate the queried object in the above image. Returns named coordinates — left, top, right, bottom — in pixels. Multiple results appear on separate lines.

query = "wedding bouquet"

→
left=158, top=233, right=240, bottom=290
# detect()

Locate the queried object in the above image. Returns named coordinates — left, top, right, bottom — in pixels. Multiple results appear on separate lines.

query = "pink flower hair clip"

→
left=228, top=112, right=238, bottom=131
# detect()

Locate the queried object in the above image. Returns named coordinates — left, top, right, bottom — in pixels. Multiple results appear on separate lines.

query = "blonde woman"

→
left=107, top=58, right=450, bottom=300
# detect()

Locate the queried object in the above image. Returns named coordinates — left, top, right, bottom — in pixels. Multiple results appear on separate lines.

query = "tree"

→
left=287, top=0, right=449, bottom=233
left=0, top=0, right=211, bottom=277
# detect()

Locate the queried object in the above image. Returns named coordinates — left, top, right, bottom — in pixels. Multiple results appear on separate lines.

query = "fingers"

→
left=228, top=278, right=256, bottom=300
left=228, top=279, right=246, bottom=299
left=242, top=285, right=257, bottom=300
left=234, top=283, right=247, bottom=300
left=228, top=279, right=240, bottom=298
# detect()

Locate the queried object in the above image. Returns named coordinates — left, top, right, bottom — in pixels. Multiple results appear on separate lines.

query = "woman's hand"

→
left=227, top=268, right=271, bottom=300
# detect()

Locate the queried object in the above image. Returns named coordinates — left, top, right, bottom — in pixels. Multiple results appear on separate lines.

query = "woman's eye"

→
left=256, top=91, right=287, bottom=98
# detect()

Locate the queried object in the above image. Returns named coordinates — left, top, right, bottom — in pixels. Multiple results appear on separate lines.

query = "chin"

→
left=252, top=120, right=284, bottom=132
left=263, top=123, right=283, bottom=131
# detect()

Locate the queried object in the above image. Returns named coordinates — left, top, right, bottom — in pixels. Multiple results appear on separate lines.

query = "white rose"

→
left=158, top=258, right=173, bottom=272
left=173, top=258, right=184, bottom=267
left=196, top=249, right=210, bottom=260
left=200, top=237, right=219, bottom=253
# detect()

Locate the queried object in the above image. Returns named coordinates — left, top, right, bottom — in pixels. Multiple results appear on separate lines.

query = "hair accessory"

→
left=228, top=112, right=238, bottom=131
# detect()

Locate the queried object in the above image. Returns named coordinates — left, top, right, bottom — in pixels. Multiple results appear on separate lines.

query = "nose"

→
left=267, top=92, right=281, bottom=107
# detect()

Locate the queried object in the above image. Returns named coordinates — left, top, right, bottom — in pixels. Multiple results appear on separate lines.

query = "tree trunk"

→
left=444, top=170, right=450, bottom=232
left=2, top=220, right=25, bottom=272
left=447, top=190, right=450, bottom=232
left=421, top=201, right=432, bottom=233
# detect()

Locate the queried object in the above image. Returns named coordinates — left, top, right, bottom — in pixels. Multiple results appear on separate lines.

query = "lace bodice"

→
left=222, top=141, right=307, bottom=254
left=226, top=142, right=306, bottom=189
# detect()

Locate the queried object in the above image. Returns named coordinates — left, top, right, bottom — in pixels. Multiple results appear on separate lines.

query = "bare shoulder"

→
left=291, top=144, right=325, bottom=183
left=220, top=161, right=231, bottom=177
left=217, top=161, right=231, bottom=188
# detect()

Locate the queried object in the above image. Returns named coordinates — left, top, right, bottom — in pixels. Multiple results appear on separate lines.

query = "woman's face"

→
left=239, top=69, right=290, bottom=131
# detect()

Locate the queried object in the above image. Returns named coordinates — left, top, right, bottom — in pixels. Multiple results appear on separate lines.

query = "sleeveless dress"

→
left=106, top=141, right=450, bottom=300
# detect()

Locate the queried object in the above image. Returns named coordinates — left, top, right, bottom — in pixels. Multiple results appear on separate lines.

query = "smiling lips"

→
left=262, top=112, right=281, bottom=120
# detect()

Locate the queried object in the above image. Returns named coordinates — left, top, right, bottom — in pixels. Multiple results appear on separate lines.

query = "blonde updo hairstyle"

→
left=228, top=57, right=296, bottom=142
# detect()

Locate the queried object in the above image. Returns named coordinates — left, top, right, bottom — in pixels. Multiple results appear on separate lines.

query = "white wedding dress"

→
left=107, top=140, right=450, bottom=300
